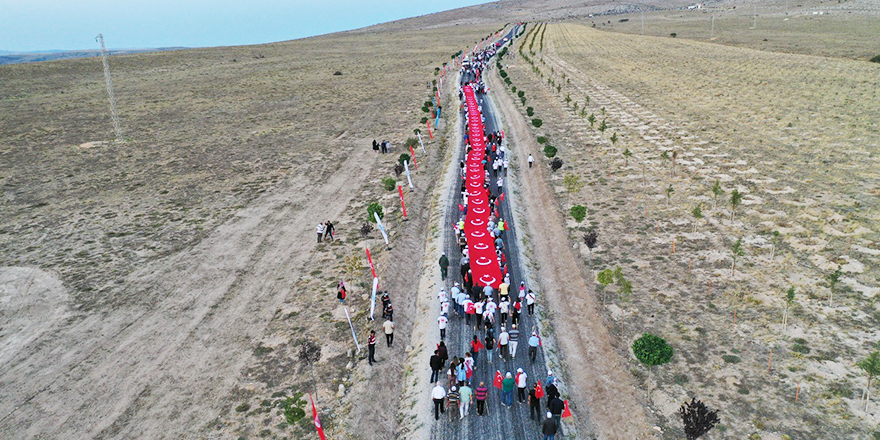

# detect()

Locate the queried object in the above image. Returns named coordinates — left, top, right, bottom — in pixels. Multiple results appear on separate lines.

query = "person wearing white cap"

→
left=542, top=411, right=558, bottom=439
left=546, top=370, right=558, bottom=387
left=516, top=367, right=528, bottom=403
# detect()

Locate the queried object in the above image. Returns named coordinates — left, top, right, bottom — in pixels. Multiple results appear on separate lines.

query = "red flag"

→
left=562, top=400, right=572, bottom=418
left=493, top=370, right=503, bottom=389
left=499, top=192, right=505, bottom=202
left=515, top=372, right=521, bottom=384
left=466, top=302, right=476, bottom=314
left=310, top=393, right=326, bottom=440
left=365, top=248, right=376, bottom=278
left=397, top=185, right=407, bottom=218
left=427, top=121, right=434, bottom=139
left=409, top=145, right=418, bottom=169
left=535, top=381, right=545, bottom=399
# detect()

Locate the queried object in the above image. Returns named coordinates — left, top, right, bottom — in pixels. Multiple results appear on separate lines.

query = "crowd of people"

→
left=427, top=35, right=566, bottom=439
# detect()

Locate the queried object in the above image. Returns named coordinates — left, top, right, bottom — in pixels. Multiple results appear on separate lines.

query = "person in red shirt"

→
left=470, top=334, right=485, bottom=364
left=367, top=330, right=377, bottom=366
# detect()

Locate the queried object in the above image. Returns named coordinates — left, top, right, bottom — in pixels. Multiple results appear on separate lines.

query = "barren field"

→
left=0, top=23, right=501, bottom=439
left=497, top=21, right=879, bottom=439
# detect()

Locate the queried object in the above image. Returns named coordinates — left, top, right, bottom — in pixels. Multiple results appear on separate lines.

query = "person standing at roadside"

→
left=316, top=223, right=325, bottom=243
left=383, top=319, right=395, bottom=347
left=432, top=382, right=447, bottom=421
left=526, top=289, right=536, bottom=315
left=438, top=313, right=449, bottom=340
left=548, top=395, right=565, bottom=430
left=528, top=330, right=541, bottom=362
left=367, top=330, right=377, bottom=366
left=439, top=252, right=449, bottom=281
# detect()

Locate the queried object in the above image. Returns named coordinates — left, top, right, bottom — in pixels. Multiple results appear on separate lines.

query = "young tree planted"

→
left=692, top=203, right=703, bottom=233
left=769, top=230, right=781, bottom=260
left=610, top=132, right=619, bottom=146
left=680, top=398, right=720, bottom=440
left=858, top=351, right=880, bottom=411
left=598, top=119, right=608, bottom=134
left=587, top=114, right=597, bottom=129
left=730, top=237, right=745, bottom=276
left=665, top=184, right=675, bottom=206
left=782, top=286, right=796, bottom=331
left=584, top=230, right=598, bottom=261
left=596, top=268, right=614, bottom=304
left=623, top=148, right=633, bottom=167
left=729, top=188, right=743, bottom=221
left=711, top=179, right=724, bottom=209
left=563, top=173, right=584, bottom=201
left=632, top=333, right=673, bottom=366
left=826, top=266, right=842, bottom=307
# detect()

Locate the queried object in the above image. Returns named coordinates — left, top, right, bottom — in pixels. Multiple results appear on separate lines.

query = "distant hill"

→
left=0, top=47, right=188, bottom=65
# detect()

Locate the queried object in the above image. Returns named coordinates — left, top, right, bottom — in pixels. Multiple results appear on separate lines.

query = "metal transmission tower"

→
left=96, top=34, right=124, bottom=142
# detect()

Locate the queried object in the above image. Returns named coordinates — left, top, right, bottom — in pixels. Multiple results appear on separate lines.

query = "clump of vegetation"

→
left=722, top=354, right=742, bottom=363
left=382, top=177, right=396, bottom=192
left=236, top=403, right=251, bottom=413
left=532, top=118, right=543, bottom=128
left=333, top=71, right=342, bottom=76
left=281, top=393, right=307, bottom=424
left=869, top=55, right=880, bottom=63
left=670, top=32, right=678, bottom=38
left=537, top=135, right=548, bottom=144
left=367, top=203, right=384, bottom=223
left=550, top=157, right=564, bottom=172
left=527, top=107, right=534, bottom=116
left=633, top=333, right=673, bottom=366
left=398, top=153, right=411, bottom=166
left=543, top=145, right=558, bottom=158
left=570, top=205, right=587, bottom=222
left=680, top=398, right=720, bottom=440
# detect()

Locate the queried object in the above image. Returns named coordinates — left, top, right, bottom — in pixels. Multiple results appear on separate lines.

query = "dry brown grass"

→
left=500, top=21, right=879, bottom=439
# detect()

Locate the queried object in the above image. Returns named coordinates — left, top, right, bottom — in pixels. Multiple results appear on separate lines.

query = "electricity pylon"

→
left=96, top=34, right=123, bottom=142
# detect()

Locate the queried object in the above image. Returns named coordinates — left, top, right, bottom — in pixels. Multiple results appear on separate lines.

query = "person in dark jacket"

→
left=542, top=412, right=558, bottom=440
left=439, top=253, right=449, bottom=280
left=367, top=330, right=377, bottom=366
left=546, top=383, right=560, bottom=400
left=548, top=397, right=565, bottom=432
left=430, top=350, right=443, bottom=383
left=437, top=341, right=449, bottom=366
left=529, top=383, right=542, bottom=422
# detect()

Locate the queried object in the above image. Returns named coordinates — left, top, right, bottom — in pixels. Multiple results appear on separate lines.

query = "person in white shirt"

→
left=497, top=327, right=510, bottom=359
left=528, top=154, right=535, bottom=168
left=516, top=368, right=528, bottom=403
left=438, top=314, right=449, bottom=340
left=526, top=289, right=536, bottom=315
left=499, top=298, right=510, bottom=326
left=432, top=382, right=447, bottom=420
left=440, top=300, right=450, bottom=316
left=438, top=288, right=448, bottom=304
left=316, top=223, right=325, bottom=243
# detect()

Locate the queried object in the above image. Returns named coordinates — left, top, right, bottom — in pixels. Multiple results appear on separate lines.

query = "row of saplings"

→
left=632, top=333, right=719, bottom=440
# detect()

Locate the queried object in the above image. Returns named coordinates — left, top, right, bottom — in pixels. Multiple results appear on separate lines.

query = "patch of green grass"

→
left=722, top=354, right=741, bottom=364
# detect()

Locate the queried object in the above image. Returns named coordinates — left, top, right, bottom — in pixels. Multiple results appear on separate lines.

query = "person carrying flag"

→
left=501, top=372, right=515, bottom=407
left=529, top=383, right=542, bottom=422
left=516, top=368, right=528, bottom=403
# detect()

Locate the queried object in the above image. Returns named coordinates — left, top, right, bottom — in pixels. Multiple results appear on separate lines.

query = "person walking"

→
left=516, top=368, right=528, bottom=403
left=430, top=350, right=443, bottom=383
left=475, top=381, right=489, bottom=416
left=373, top=139, right=379, bottom=153
left=323, top=220, right=335, bottom=241
left=383, top=319, right=395, bottom=347
left=316, top=223, right=325, bottom=243
left=508, top=324, right=520, bottom=359
left=446, top=385, right=461, bottom=418
left=497, top=327, right=510, bottom=359
left=470, top=335, right=484, bottom=364
left=501, top=372, right=515, bottom=407
left=526, top=289, right=536, bottom=315
left=367, top=330, right=377, bottom=366
left=439, top=253, right=449, bottom=280
left=529, top=383, right=542, bottom=422
left=484, top=333, right=495, bottom=364
left=459, top=382, right=473, bottom=419
left=548, top=396, right=565, bottom=430
left=438, top=313, right=449, bottom=340
left=432, top=382, right=447, bottom=421
left=542, top=412, right=558, bottom=440
left=528, top=153, right=535, bottom=168
left=438, top=341, right=449, bottom=366
left=337, top=280, right=346, bottom=303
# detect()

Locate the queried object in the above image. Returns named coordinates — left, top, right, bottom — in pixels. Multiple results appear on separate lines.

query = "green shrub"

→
left=722, top=354, right=741, bottom=364
left=382, top=177, right=397, bottom=192
left=517, top=90, right=525, bottom=98
left=500, top=70, right=508, bottom=78
left=367, top=203, right=384, bottom=223
left=632, top=333, right=673, bottom=366
left=404, top=137, right=419, bottom=148
left=235, top=403, right=251, bottom=413
left=543, top=145, right=557, bottom=158
left=520, top=96, right=526, bottom=105
left=537, top=136, right=548, bottom=144
left=570, top=205, right=587, bottom=222
left=398, top=153, right=411, bottom=165
left=532, top=118, right=543, bottom=128
left=670, top=32, right=677, bottom=38
left=504, top=77, right=512, bottom=85
left=527, top=107, right=534, bottom=117
left=281, top=394, right=306, bottom=424
left=511, top=86, right=517, bottom=93
left=420, top=117, right=428, bottom=124
left=870, top=55, right=880, bottom=63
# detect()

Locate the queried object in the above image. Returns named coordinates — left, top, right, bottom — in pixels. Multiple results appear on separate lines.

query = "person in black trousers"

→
left=529, top=384, right=542, bottom=422
left=367, top=330, right=377, bottom=365
left=430, top=349, right=443, bottom=383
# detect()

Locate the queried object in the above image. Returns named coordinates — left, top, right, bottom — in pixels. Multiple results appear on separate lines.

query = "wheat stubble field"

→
left=0, top=23, right=500, bottom=439
left=498, top=20, right=879, bottom=439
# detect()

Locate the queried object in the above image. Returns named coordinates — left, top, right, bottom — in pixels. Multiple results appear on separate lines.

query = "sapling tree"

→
left=858, top=351, right=880, bottom=411
left=598, top=119, right=608, bottom=134
left=769, top=230, right=781, bottom=260
left=826, top=266, right=842, bottom=306
left=298, top=339, right=322, bottom=403
left=587, top=114, right=596, bottom=129
left=623, top=148, right=633, bottom=167
left=729, top=189, right=743, bottom=221
left=730, top=237, right=744, bottom=276
left=563, top=173, right=583, bottom=202
left=584, top=230, right=598, bottom=262
left=711, top=179, right=724, bottom=209
left=550, top=157, right=564, bottom=172
left=579, top=107, right=588, bottom=118
left=782, top=286, right=795, bottom=331
left=600, top=106, right=606, bottom=115
left=360, top=222, right=373, bottom=237
left=610, top=132, right=619, bottom=146
left=665, top=184, right=675, bottom=206
left=692, top=203, right=703, bottom=233
left=680, top=398, right=720, bottom=440
left=671, top=150, right=679, bottom=174
left=596, top=268, right=614, bottom=304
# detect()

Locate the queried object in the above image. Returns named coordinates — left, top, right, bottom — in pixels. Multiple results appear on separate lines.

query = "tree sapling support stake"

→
left=344, top=307, right=361, bottom=353
left=409, top=145, right=418, bottom=169
left=366, top=248, right=376, bottom=278
left=398, top=185, right=408, bottom=218
left=374, top=212, right=390, bottom=246
left=417, top=132, right=427, bottom=154
left=370, top=277, right=379, bottom=320
left=404, top=161, right=414, bottom=189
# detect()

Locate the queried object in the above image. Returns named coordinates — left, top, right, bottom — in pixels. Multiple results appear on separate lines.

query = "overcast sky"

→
left=1, top=0, right=491, bottom=52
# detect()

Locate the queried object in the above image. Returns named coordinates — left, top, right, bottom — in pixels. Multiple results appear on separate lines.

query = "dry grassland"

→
left=0, top=23, right=499, bottom=439
left=501, top=21, right=879, bottom=439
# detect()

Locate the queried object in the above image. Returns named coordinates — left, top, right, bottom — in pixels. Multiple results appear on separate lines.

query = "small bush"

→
left=367, top=203, right=384, bottom=223
left=420, top=117, right=428, bottom=124
left=532, top=118, right=543, bottom=128
left=570, top=205, right=587, bottom=222
left=500, top=70, right=508, bottom=78
left=282, top=395, right=306, bottom=424
left=670, top=32, right=677, bottom=38
left=870, top=55, right=880, bottom=63
left=520, top=96, right=526, bottom=105
left=517, top=90, right=525, bottom=98
left=632, top=333, right=674, bottom=366
left=398, top=153, right=411, bottom=165
left=511, top=86, right=517, bottom=93
left=527, top=107, right=534, bottom=117
left=405, top=137, right=419, bottom=148
left=333, top=71, right=342, bottom=76
left=550, top=157, right=564, bottom=172
left=236, top=403, right=251, bottom=413
left=382, top=177, right=397, bottom=192
left=543, top=145, right=557, bottom=158
left=722, top=354, right=741, bottom=364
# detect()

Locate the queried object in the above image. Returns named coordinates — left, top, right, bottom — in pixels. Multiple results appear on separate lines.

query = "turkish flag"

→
left=466, top=302, right=476, bottom=314
left=562, top=400, right=572, bottom=418
left=310, top=393, right=326, bottom=440
left=499, top=192, right=505, bottom=202
left=493, top=370, right=504, bottom=389
left=535, top=381, right=545, bottom=399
